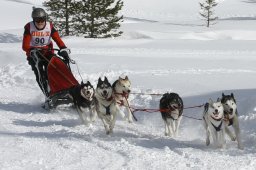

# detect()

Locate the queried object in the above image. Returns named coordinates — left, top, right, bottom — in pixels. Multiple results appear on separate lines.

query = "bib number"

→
left=35, top=38, right=45, bottom=45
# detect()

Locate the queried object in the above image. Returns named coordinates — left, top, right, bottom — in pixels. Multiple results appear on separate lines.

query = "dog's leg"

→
left=125, top=100, right=133, bottom=123
left=109, top=113, right=117, bottom=134
left=170, top=119, right=176, bottom=137
left=225, top=126, right=236, bottom=141
left=89, top=107, right=97, bottom=123
left=164, top=120, right=169, bottom=136
left=211, top=129, right=218, bottom=147
left=100, top=116, right=110, bottom=135
left=174, top=117, right=182, bottom=137
left=120, top=108, right=128, bottom=122
left=76, top=106, right=89, bottom=125
left=166, top=119, right=174, bottom=137
left=218, top=129, right=226, bottom=148
left=233, top=117, right=244, bottom=149
left=203, top=118, right=210, bottom=146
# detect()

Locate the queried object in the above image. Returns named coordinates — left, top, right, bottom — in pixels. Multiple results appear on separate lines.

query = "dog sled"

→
left=30, top=48, right=79, bottom=110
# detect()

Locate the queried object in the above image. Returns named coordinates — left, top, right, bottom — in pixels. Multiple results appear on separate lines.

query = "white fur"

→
left=113, top=76, right=133, bottom=123
left=222, top=94, right=243, bottom=149
left=203, top=99, right=226, bottom=148
left=164, top=103, right=182, bottom=137
left=75, top=84, right=97, bottom=126
left=95, top=78, right=125, bottom=135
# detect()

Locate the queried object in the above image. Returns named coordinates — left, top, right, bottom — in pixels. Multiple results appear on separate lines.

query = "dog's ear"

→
left=209, top=98, right=213, bottom=106
left=81, top=81, right=84, bottom=85
left=217, top=98, right=221, bottom=102
left=231, top=93, right=234, bottom=98
left=222, top=93, right=225, bottom=97
left=98, top=77, right=102, bottom=83
left=87, top=81, right=91, bottom=85
left=125, top=76, right=128, bottom=80
left=119, top=76, right=122, bottom=81
left=104, top=76, right=108, bottom=82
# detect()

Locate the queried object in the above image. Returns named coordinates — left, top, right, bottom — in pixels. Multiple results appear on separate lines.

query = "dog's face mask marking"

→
left=221, top=93, right=237, bottom=118
left=160, top=93, right=183, bottom=120
left=118, top=76, right=131, bottom=94
left=81, top=81, right=94, bottom=101
left=208, top=99, right=224, bottom=119
left=97, top=77, right=113, bottom=99
left=168, top=98, right=182, bottom=119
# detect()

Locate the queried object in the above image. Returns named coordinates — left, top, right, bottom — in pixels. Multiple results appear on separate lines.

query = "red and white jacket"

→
left=22, top=21, right=66, bottom=57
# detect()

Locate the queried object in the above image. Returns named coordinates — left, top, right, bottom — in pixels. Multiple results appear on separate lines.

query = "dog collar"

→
left=210, top=116, right=222, bottom=121
left=106, top=96, right=113, bottom=101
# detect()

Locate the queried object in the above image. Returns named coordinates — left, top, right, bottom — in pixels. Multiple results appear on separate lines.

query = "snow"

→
left=1, top=0, right=256, bottom=169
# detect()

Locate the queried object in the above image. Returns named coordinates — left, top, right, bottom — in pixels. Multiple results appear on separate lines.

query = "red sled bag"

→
left=47, top=56, right=79, bottom=96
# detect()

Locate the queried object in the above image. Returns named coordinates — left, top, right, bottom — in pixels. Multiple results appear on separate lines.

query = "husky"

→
left=69, top=81, right=97, bottom=125
left=112, top=76, right=133, bottom=123
left=203, top=98, right=225, bottom=148
left=95, top=77, right=125, bottom=135
left=159, top=93, right=183, bottom=137
left=221, top=93, right=243, bottom=149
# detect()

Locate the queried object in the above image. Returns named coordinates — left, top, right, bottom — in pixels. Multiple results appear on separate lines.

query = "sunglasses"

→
left=34, top=17, right=46, bottom=23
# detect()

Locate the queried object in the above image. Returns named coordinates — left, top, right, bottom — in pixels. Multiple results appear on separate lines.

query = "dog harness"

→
left=211, top=121, right=223, bottom=132
left=102, top=104, right=111, bottom=115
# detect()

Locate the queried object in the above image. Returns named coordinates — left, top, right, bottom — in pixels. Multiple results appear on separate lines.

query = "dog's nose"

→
left=87, top=91, right=90, bottom=94
left=127, top=90, right=131, bottom=93
left=230, top=108, right=233, bottom=112
left=103, top=90, right=107, bottom=94
left=214, top=109, right=218, bottom=113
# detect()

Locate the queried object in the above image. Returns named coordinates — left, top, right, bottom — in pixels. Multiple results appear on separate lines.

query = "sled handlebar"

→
left=30, top=48, right=60, bottom=52
left=30, top=48, right=75, bottom=64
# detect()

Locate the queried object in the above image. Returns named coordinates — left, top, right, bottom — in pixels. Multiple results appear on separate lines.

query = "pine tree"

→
left=43, top=0, right=75, bottom=36
left=73, top=0, right=124, bottom=38
left=199, top=0, right=218, bottom=27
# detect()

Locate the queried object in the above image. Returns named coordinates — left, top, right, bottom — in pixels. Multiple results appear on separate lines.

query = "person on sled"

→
left=22, top=7, right=70, bottom=97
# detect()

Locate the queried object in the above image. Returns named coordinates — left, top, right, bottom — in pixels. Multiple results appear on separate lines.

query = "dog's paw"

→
left=206, top=139, right=210, bottom=146
left=128, top=119, right=133, bottom=123
left=238, top=144, right=244, bottom=150
left=231, top=136, right=236, bottom=141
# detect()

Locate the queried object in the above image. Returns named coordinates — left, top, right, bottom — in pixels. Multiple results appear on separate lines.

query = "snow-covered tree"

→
left=43, top=0, right=75, bottom=36
left=199, top=0, right=218, bottom=27
left=73, top=0, right=124, bottom=38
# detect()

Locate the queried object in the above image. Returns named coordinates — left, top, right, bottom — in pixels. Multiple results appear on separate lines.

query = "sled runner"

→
left=30, top=48, right=79, bottom=110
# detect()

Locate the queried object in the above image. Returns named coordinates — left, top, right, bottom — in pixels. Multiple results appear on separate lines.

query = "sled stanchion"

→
left=36, top=51, right=76, bottom=86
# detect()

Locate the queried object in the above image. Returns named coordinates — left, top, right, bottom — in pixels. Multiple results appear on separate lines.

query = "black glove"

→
left=58, top=48, right=70, bottom=62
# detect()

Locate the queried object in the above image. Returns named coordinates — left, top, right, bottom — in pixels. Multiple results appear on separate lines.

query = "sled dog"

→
left=159, top=93, right=183, bottom=137
left=95, top=77, right=125, bottom=135
left=69, top=81, right=97, bottom=125
left=203, top=98, right=225, bottom=148
left=112, top=76, right=133, bottom=123
left=221, top=93, right=243, bottom=149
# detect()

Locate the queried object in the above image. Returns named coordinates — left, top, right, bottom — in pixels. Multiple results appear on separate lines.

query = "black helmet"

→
left=32, top=8, right=47, bottom=20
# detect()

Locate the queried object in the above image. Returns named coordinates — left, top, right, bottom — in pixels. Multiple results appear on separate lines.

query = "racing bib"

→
left=29, top=21, right=52, bottom=47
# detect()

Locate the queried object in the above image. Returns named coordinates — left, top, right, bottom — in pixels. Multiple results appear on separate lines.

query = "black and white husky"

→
left=203, top=98, right=225, bottom=148
left=112, top=76, right=133, bottom=123
left=159, top=93, right=183, bottom=137
left=69, top=81, right=97, bottom=125
left=95, top=77, right=125, bottom=135
left=221, top=93, right=243, bottom=149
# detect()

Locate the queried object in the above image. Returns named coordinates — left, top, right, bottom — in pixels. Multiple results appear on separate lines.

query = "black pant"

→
left=28, top=53, right=52, bottom=97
